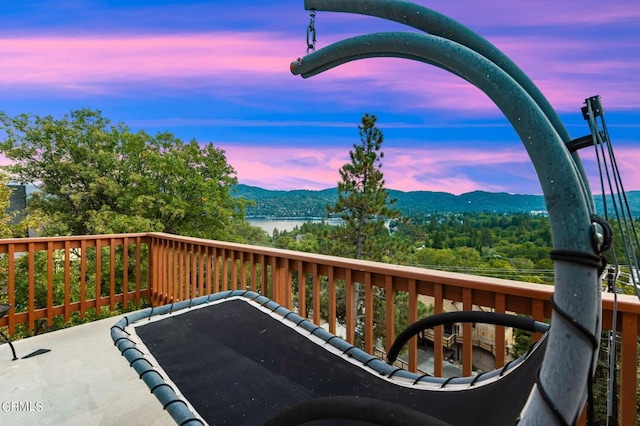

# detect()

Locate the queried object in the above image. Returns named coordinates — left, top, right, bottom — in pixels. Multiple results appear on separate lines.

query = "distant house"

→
left=6, top=184, right=38, bottom=237
left=7, top=184, right=27, bottom=225
left=417, top=296, right=515, bottom=373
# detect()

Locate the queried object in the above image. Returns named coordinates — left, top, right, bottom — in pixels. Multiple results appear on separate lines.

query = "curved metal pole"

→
left=291, top=32, right=600, bottom=425
left=386, top=311, right=550, bottom=365
left=0, top=330, right=18, bottom=361
left=304, top=0, right=595, bottom=212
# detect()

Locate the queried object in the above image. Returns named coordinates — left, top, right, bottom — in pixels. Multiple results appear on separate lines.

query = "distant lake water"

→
left=248, top=218, right=343, bottom=234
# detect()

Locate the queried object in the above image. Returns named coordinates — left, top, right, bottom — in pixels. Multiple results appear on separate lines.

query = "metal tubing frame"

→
left=303, top=0, right=595, bottom=212
left=0, top=330, right=18, bottom=361
left=291, top=29, right=600, bottom=426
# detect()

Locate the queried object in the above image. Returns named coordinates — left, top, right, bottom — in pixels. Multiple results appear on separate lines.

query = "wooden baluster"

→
left=345, top=269, right=354, bottom=344
left=328, top=266, right=336, bottom=335
left=109, top=239, right=116, bottom=311
left=384, top=275, right=394, bottom=357
left=408, top=280, right=418, bottom=373
left=230, top=250, right=237, bottom=291
left=135, top=236, right=142, bottom=307
left=190, top=243, right=197, bottom=296
left=198, top=245, right=204, bottom=297
left=311, top=263, right=320, bottom=325
left=80, top=240, right=87, bottom=315
left=462, top=287, right=473, bottom=376
left=494, top=293, right=506, bottom=368
left=122, top=237, right=129, bottom=309
left=95, top=239, right=101, bottom=316
left=364, top=272, right=374, bottom=355
left=46, top=241, right=54, bottom=327
left=620, top=312, right=638, bottom=426
left=64, top=240, right=71, bottom=322
left=532, top=298, right=544, bottom=342
left=221, top=249, right=229, bottom=292
left=249, top=252, right=256, bottom=293
left=297, top=261, right=306, bottom=317
left=7, top=244, right=15, bottom=334
left=433, top=283, right=444, bottom=377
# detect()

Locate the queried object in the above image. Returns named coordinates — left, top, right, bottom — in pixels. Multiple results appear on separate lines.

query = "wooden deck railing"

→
left=0, top=234, right=150, bottom=334
left=0, top=232, right=638, bottom=424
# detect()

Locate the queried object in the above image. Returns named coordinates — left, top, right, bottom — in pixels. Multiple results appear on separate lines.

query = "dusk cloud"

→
left=0, top=0, right=637, bottom=194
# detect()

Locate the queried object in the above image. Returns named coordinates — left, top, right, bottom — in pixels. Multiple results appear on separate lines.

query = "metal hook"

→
left=306, top=9, right=317, bottom=53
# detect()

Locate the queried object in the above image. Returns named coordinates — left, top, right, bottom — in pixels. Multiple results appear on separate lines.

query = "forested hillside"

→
left=234, top=184, right=640, bottom=217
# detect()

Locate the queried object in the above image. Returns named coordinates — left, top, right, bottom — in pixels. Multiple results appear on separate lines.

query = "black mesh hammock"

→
left=112, top=290, right=550, bottom=426
left=111, top=1, right=618, bottom=424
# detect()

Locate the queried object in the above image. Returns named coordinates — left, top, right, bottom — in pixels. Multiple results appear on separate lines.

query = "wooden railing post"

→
left=462, top=287, right=473, bottom=376
left=494, top=293, right=506, bottom=368
left=64, top=240, right=71, bottom=323
left=328, top=266, right=336, bottom=335
left=271, top=257, right=287, bottom=306
left=95, top=238, right=101, bottom=316
left=122, top=237, right=129, bottom=310
left=80, top=240, right=87, bottom=316
left=109, top=239, right=116, bottom=311
left=28, top=242, right=35, bottom=331
left=232, top=250, right=239, bottom=292
left=221, top=249, right=229, bottom=292
left=283, top=258, right=291, bottom=309
left=297, top=261, right=306, bottom=318
left=384, top=275, right=394, bottom=354
left=433, top=283, right=444, bottom=377
left=46, top=241, right=54, bottom=327
left=364, top=272, right=373, bottom=355
left=408, top=279, right=418, bottom=373
left=620, top=312, right=639, bottom=425
left=148, top=236, right=157, bottom=306
left=7, top=243, right=15, bottom=335
left=312, top=263, right=320, bottom=325
left=345, top=269, right=354, bottom=344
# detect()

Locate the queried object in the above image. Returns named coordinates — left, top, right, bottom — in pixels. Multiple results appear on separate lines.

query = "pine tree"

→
left=328, top=114, right=401, bottom=344
left=328, top=113, right=400, bottom=261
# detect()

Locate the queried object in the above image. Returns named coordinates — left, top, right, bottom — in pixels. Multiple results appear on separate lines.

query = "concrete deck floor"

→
left=0, top=315, right=174, bottom=426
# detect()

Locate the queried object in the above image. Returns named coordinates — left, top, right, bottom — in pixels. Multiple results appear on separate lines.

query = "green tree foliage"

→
left=0, top=173, right=15, bottom=238
left=0, top=108, right=246, bottom=239
left=327, top=113, right=400, bottom=261
left=394, top=212, right=555, bottom=283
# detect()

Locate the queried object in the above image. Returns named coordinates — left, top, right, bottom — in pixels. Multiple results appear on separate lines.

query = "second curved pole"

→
left=291, top=31, right=600, bottom=425
left=304, top=0, right=595, bottom=212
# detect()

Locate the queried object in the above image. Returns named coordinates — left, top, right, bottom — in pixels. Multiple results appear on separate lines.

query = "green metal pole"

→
left=292, top=31, right=600, bottom=425
left=304, top=0, right=595, bottom=212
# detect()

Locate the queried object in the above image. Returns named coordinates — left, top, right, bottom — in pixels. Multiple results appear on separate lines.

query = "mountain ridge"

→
left=233, top=184, right=640, bottom=217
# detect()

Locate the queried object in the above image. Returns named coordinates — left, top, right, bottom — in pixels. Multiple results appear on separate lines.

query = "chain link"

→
left=306, top=10, right=317, bottom=54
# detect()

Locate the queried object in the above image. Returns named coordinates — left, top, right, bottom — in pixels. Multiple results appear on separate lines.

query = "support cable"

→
left=584, top=96, right=640, bottom=299
left=583, top=95, right=640, bottom=424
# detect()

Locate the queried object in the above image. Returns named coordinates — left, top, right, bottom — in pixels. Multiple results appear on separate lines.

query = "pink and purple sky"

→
left=1, top=0, right=638, bottom=195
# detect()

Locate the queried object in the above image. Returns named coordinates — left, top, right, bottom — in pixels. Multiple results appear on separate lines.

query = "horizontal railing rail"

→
left=373, top=347, right=429, bottom=376
left=421, top=328, right=457, bottom=348
left=0, top=232, right=637, bottom=423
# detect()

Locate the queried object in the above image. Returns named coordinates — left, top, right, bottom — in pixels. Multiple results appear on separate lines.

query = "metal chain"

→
left=306, top=10, right=317, bottom=53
